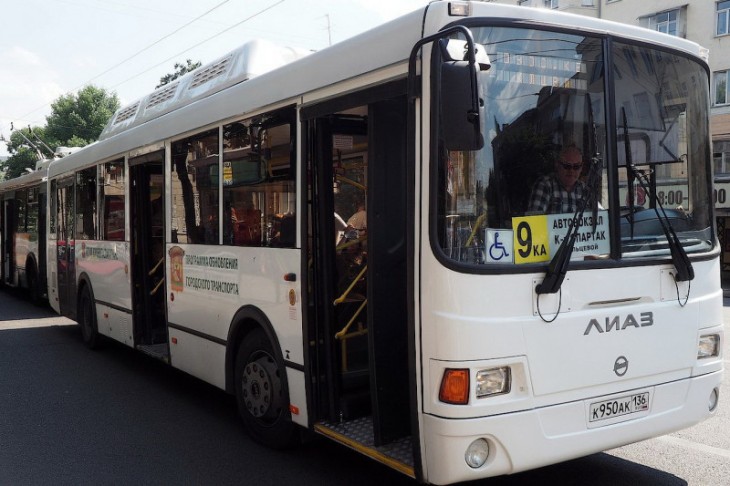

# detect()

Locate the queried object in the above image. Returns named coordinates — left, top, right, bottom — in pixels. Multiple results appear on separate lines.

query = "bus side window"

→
left=75, top=167, right=97, bottom=240
left=222, top=110, right=296, bottom=248
left=171, top=129, right=220, bottom=245
left=100, top=159, right=125, bottom=242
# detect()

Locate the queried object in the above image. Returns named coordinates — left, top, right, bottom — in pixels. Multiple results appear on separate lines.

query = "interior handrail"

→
left=335, top=174, right=367, bottom=192
left=150, top=276, right=165, bottom=296
left=465, top=212, right=487, bottom=247
left=148, top=256, right=165, bottom=277
left=335, top=299, right=368, bottom=340
left=333, top=265, right=367, bottom=305
left=335, top=235, right=367, bottom=252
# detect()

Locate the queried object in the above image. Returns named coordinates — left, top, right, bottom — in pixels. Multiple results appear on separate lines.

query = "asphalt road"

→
left=0, top=289, right=727, bottom=486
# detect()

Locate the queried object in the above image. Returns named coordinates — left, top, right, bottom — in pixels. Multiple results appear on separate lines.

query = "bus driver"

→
left=528, top=145, right=588, bottom=214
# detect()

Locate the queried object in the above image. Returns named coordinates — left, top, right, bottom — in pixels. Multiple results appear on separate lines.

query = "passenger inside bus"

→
left=346, top=204, right=367, bottom=235
left=229, top=203, right=262, bottom=246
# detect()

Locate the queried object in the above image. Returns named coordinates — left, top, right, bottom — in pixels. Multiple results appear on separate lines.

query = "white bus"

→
left=5, top=2, right=723, bottom=483
left=0, top=160, right=50, bottom=303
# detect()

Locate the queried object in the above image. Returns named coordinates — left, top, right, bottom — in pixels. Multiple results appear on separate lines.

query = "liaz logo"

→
left=584, top=312, right=653, bottom=335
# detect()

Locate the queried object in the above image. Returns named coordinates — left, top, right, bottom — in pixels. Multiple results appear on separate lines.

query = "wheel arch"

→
left=76, top=272, right=95, bottom=312
left=24, top=253, right=38, bottom=281
left=225, top=305, right=286, bottom=395
left=24, top=253, right=44, bottom=303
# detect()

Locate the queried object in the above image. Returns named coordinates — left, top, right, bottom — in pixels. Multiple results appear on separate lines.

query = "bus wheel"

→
left=27, top=264, right=42, bottom=305
left=79, top=287, right=100, bottom=349
left=234, top=328, right=297, bottom=448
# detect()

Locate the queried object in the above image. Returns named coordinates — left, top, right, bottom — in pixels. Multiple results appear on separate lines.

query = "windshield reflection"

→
left=435, top=26, right=713, bottom=269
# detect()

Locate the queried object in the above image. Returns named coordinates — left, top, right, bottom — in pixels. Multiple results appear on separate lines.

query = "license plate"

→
left=589, top=392, right=650, bottom=423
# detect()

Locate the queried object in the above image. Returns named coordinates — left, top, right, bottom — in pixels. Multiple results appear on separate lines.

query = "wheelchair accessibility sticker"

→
left=485, top=229, right=514, bottom=263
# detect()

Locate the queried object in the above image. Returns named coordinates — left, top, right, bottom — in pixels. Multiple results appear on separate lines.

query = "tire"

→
left=26, top=264, right=42, bottom=305
left=78, top=286, right=101, bottom=349
left=234, top=328, right=298, bottom=449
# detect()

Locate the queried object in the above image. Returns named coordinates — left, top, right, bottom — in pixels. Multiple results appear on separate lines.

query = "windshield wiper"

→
left=622, top=108, right=636, bottom=239
left=621, top=110, right=694, bottom=282
left=536, top=95, right=602, bottom=295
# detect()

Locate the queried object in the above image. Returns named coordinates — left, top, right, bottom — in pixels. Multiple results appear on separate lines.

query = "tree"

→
left=45, top=85, right=120, bottom=148
left=0, top=126, right=52, bottom=180
left=157, top=59, right=202, bottom=88
left=1, top=85, right=119, bottom=180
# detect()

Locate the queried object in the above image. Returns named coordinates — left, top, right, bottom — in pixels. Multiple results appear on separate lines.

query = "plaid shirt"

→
left=528, top=174, right=587, bottom=214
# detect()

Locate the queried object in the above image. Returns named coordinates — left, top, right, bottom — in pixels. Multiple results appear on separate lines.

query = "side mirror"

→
left=440, top=60, right=484, bottom=151
left=442, top=39, right=491, bottom=71
left=408, top=27, right=487, bottom=152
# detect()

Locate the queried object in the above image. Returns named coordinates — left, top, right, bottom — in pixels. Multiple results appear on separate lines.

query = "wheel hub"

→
left=242, top=355, right=280, bottom=418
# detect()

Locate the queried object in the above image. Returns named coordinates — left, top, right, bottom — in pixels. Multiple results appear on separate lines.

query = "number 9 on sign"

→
left=512, top=215, right=550, bottom=264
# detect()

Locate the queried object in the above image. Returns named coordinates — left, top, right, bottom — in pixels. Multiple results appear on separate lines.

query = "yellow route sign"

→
left=511, top=211, right=610, bottom=264
left=512, top=215, right=550, bottom=264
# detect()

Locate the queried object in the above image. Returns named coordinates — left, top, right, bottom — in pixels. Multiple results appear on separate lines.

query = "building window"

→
left=716, top=71, right=729, bottom=105
left=640, top=9, right=684, bottom=37
left=718, top=1, right=730, bottom=36
left=714, top=141, right=730, bottom=175
left=544, top=0, right=558, bottom=9
left=657, top=10, right=678, bottom=35
left=518, top=0, right=529, bottom=5
left=581, top=0, right=594, bottom=6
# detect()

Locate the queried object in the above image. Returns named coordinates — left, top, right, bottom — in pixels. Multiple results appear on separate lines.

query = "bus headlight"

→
left=465, top=438, right=490, bottom=469
left=475, top=367, right=511, bottom=398
left=697, top=334, right=720, bottom=359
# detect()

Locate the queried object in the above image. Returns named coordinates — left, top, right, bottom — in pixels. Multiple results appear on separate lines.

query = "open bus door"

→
left=306, top=90, right=413, bottom=467
left=129, top=150, right=169, bottom=360
left=56, top=178, right=76, bottom=316
left=2, top=197, right=15, bottom=285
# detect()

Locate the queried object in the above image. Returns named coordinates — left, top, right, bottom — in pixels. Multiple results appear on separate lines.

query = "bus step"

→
left=137, top=343, right=170, bottom=363
left=314, top=418, right=414, bottom=478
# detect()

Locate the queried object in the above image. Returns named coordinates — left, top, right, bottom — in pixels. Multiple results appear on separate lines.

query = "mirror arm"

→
left=407, top=25, right=478, bottom=104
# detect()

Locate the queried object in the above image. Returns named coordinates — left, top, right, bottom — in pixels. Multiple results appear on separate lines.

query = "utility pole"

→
left=326, top=14, right=332, bottom=46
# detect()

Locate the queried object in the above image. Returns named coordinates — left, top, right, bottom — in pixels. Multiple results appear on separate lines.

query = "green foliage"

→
left=2, top=85, right=119, bottom=180
left=4, top=126, right=49, bottom=156
left=45, top=85, right=120, bottom=147
left=1, top=148, right=41, bottom=180
left=0, top=127, right=51, bottom=180
left=157, top=59, right=202, bottom=88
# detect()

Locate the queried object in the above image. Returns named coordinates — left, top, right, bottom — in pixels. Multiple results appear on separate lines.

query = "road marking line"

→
left=657, top=435, right=730, bottom=459
left=0, top=318, right=75, bottom=330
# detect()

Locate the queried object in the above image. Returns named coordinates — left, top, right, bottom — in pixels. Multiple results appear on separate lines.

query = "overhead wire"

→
left=83, top=0, right=233, bottom=86
left=4, top=0, right=285, bottom=134
left=109, top=0, right=286, bottom=90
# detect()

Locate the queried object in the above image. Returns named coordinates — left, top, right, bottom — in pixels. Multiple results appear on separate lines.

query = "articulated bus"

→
left=1, top=2, right=723, bottom=483
left=0, top=160, right=49, bottom=303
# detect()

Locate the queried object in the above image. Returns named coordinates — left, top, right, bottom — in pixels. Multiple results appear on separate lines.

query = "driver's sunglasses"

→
left=560, top=162, right=583, bottom=171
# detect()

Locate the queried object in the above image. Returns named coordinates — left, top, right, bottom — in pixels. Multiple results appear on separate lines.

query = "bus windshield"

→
left=435, top=26, right=713, bottom=267
left=613, top=41, right=712, bottom=257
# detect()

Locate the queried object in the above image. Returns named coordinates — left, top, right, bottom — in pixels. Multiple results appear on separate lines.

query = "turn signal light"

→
left=439, top=368, right=470, bottom=405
